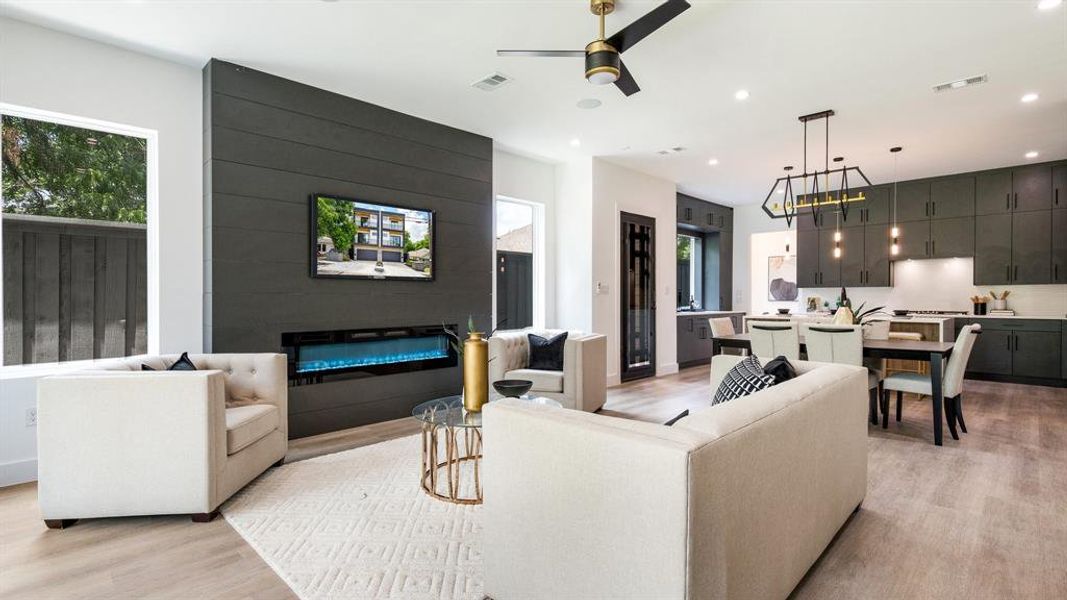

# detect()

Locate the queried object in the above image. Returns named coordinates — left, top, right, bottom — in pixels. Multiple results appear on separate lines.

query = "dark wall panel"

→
left=204, top=60, right=493, bottom=438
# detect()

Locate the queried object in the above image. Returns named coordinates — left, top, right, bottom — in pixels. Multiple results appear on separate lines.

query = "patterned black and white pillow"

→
left=713, top=356, right=776, bottom=405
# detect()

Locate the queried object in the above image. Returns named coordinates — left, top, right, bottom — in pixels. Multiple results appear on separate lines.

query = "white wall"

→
left=732, top=203, right=792, bottom=315
left=553, top=158, right=594, bottom=333
left=592, top=159, right=678, bottom=385
left=492, top=148, right=557, bottom=327
left=750, top=230, right=800, bottom=316
left=0, top=18, right=203, bottom=486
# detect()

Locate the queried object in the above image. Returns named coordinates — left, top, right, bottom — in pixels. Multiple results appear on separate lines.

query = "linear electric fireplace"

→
left=282, top=325, right=457, bottom=384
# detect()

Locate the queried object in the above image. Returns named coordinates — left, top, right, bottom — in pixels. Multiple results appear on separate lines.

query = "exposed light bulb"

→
left=587, top=70, right=618, bottom=85
left=891, top=226, right=900, bottom=237
left=891, top=243, right=900, bottom=256
left=833, top=231, right=842, bottom=242
left=833, top=246, right=842, bottom=259
left=1021, top=93, right=1039, bottom=103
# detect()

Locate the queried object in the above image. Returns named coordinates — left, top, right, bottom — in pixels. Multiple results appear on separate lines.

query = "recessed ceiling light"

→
left=1025, top=150, right=1039, bottom=159
left=569, top=138, right=581, bottom=148
left=707, top=158, right=719, bottom=166
left=1037, top=0, right=1062, bottom=11
left=577, top=98, right=602, bottom=109
left=777, top=189, right=785, bottom=194
left=1021, top=93, right=1039, bottom=103
left=734, top=89, right=750, bottom=101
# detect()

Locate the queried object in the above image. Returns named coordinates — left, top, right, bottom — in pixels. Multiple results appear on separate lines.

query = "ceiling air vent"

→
left=933, top=74, right=988, bottom=93
left=471, top=72, right=513, bottom=91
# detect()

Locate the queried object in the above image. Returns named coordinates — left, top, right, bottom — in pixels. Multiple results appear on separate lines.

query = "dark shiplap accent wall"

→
left=203, top=60, right=493, bottom=438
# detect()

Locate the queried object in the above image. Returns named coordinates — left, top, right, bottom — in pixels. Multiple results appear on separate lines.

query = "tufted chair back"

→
left=98, top=353, right=287, bottom=434
left=488, top=329, right=571, bottom=383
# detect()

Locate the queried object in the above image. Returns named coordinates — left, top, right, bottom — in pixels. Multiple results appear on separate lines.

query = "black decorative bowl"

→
left=892, top=309, right=909, bottom=316
left=777, top=308, right=791, bottom=315
left=493, top=379, right=533, bottom=398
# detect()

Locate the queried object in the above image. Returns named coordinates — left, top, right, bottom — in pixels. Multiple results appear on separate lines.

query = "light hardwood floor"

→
left=2, top=368, right=1064, bottom=599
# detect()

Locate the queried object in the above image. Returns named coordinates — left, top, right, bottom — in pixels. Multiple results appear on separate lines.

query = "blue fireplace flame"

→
left=295, top=335, right=450, bottom=374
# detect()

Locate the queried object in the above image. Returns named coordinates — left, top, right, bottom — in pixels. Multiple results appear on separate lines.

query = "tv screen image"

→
left=311, top=194, right=434, bottom=280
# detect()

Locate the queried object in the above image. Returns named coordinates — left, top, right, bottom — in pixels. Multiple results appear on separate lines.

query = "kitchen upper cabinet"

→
left=1012, top=165, right=1053, bottom=212
left=1054, top=165, right=1067, bottom=209
left=976, top=170, right=1013, bottom=215
left=930, top=216, right=975, bottom=258
left=818, top=228, right=842, bottom=287
left=719, top=232, right=733, bottom=310
left=797, top=229, right=820, bottom=287
left=896, top=181, right=931, bottom=222
left=975, top=214, right=1012, bottom=285
left=1053, top=209, right=1067, bottom=284
left=857, top=185, right=890, bottom=225
left=678, top=201, right=695, bottom=225
left=929, top=176, right=975, bottom=219
left=893, top=220, right=930, bottom=261
left=840, top=226, right=866, bottom=287
left=796, top=205, right=827, bottom=231
left=1012, top=211, right=1051, bottom=284
left=967, top=329, right=1013, bottom=375
left=864, top=224, right=892, bottom=287
left=705, top=204, right=732, bottom=231
left=1012, top=331, right=1061, bottom=379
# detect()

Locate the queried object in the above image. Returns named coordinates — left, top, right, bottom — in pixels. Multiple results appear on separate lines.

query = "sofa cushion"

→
left=225, top=404, right=279, bottom=455
left=528, top=332, right=567, bottom=370
left=712, top=355, right=775, bottom=405
left=506, top=368, right=564, bottom=393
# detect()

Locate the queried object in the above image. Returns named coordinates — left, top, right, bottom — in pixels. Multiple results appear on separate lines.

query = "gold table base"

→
left=419, top=421, right=483, bottom=505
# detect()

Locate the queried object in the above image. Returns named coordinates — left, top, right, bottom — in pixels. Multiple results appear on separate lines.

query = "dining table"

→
left=711, top=334, right=955, bottom=446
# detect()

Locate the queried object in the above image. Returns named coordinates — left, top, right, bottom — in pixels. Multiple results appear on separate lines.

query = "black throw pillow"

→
left=712, top=356, right=776, bottom=405
left=142, top=352, right=197, bottom=372
left=528, top=332, right=567, bottom=370
left=664, top=409, right=690, bottom=427
left=763, top=355, right=797, bottom=385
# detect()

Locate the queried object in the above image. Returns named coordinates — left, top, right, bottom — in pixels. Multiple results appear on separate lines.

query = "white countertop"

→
left=676, top=310, right=745, bottom=317
left=743, top=314, right=953, bottom=325
left=962, top=314, right=1067, bottom=320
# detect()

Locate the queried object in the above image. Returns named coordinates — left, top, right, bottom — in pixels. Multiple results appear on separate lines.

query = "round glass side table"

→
left=411, top=394, right=562, bottom=505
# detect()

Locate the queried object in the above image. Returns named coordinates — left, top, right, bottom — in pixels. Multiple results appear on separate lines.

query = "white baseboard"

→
left=0, top=459, right=38, bottom=488
left=657, top=362, right=679, bottom=376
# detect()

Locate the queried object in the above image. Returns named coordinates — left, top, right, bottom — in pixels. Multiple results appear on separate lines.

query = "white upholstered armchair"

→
left=36, top=353, right=288, bottom=528
left=488, top=329, right=607, bottom=412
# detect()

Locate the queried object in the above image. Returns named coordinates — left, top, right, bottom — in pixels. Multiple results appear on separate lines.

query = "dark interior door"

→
left=496, top=251, right=533, bottom=329
left=621, top=212, right=656, bottom=382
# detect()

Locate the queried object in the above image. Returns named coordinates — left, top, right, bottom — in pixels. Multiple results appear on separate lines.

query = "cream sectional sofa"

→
left=482, top=355, right=869, bottom=600
left=488, top=329, right=607, bottom=412
left=37, top=353, right=287, bottom=528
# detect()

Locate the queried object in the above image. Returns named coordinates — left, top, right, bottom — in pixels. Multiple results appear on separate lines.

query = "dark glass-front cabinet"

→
left=621, top=212, right=656, bottom=382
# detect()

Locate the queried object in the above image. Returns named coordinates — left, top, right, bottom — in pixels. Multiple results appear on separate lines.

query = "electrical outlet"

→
left=25, top=407, right=37, bottom=428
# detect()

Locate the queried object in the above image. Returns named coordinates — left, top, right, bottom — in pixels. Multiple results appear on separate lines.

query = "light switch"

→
left=595, top=282, right=609, bottom=295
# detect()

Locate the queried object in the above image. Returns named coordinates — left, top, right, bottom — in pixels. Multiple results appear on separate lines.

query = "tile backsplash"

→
left=799, top=258, right=1067, bottom=317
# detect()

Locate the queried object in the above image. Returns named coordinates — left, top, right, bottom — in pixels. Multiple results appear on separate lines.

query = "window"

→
left=677, top=233, right=703, bottom=309
left=1, top=112, right=149, bottom=366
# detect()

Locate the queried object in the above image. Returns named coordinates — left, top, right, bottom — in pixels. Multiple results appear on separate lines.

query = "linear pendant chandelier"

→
left=762, top=109, right=873, bottom=228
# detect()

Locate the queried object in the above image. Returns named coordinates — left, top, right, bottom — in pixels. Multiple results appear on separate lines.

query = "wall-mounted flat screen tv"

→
left=310, top=194, right=434, bottom=281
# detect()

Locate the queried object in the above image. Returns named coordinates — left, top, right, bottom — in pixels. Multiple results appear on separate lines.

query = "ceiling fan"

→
left=497, top=0, right=691, bottom=96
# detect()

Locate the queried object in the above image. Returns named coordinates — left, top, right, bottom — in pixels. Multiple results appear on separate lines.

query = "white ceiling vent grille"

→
left=471, top=72, right=513, bottom=91
left=933, top=74, right=988, bottom=93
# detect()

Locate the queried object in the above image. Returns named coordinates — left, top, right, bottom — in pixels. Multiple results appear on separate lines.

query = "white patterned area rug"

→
left=221, top=435, right=484, bottom=600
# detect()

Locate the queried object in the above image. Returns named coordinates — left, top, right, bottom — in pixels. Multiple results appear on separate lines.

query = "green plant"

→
left=442, top=315, right=504, bottom=359
left=849, top=301, right=888, bottom=325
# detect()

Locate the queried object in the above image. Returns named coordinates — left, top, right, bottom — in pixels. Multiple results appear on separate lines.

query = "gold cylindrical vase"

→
left=463, top=332, right=489, bottom=412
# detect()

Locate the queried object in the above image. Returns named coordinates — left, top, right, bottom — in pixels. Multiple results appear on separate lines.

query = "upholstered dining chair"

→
left=881, top=323, right=982, bottom=440
left=749, top=323, right=800, bottom=361
left=708, top=317, right=746, bottom=356
left=805, top=325, right=885, bottom=424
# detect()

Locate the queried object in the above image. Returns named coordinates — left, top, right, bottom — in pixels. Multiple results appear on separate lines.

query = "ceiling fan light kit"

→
left=497, top=0, right=691, bottom=96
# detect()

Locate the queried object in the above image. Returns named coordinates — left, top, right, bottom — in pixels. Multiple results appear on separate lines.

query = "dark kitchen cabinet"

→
left=967, top=329, right=1013, bottom=376
left=1012, top=331, right=1061, bottom=379
left=976, top=170, right=1013, bottom=215
left=1013, top=165, right=1052, bottom=213
left=974, top=214, right=1012, bottom=285
left=896, top=181, right=931, bottom=222
left=678, top=200, right=695, bottom=225
left=818, top=228, right=842, bottom=287
left=796, top=206, right=828, bottom=231
left=1053, top=209, right=1067, bottom=284
left=930, top=216, right=975, bottom=258
left=719, top=232, right=733, bottom=309
left=929, top=176, right=975, bottom=219
left=864, top=224, right=892, bottom=287
left=1054, top=165, right=1067, bottom=209
left=893, top=220, right=930, bottom=261
left=705, top=204, right=732, bottom=231
left=1062, top=322, right=1067, bottom=381
left=797, top=229, right=820, bottom=287
left=1011, top=211, right=1051, bottom=284
left=840, top=226, right=866, bottom=287
left=856, top=185, right=890, bottom=225
left=677, top=315, right=712, bottom=366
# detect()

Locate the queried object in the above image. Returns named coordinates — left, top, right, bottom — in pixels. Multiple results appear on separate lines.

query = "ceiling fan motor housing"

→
left=585, top=40, right=620, bottom=84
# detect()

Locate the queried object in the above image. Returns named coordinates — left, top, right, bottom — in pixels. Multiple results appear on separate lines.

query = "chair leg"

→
left=869, top=388, right=878, bottom=425
left=44, top=519, right=78, bottom=530
left=191, top=509, right=220, bottom=523
left=945, top=396, right=959, bottom=441
left=896, top=390, right=903, bottom=422
left=954, top=395, right=967, bottom=434
left=881, top=388, right=890, bottom=429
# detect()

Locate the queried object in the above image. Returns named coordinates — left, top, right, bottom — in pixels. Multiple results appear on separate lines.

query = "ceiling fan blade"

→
left=614, top=60, right=640, bottom=96
left=497, top=50, right=585, bottom=58
left=606, top=0, right=691, bottom=54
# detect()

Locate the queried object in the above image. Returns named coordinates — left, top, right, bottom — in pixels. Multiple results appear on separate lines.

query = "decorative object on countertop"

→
left=989, top=290, right=1010, bottom=311
left=777, top=308, right=791, bottom=315
left=892, top=309, right=910, bottom=316
left=806, top=296, right=822, bottom=312
left=970, top=295, right=990, bottom=315
left=837, top=286, right=852, bottom=309
left=832, top=306, right=855, bottom=325
left=492, top=379, right=533, bottom=399
left=837, top=301, right=888, bottom=326
left=988, top=309, right=1016, bottom=317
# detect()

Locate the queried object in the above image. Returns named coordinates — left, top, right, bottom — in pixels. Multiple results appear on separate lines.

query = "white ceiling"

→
left=2, top=0, right=1065, bottom=205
